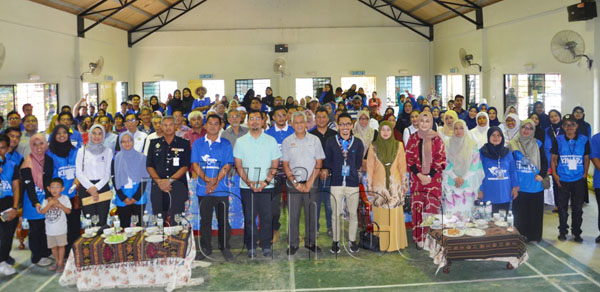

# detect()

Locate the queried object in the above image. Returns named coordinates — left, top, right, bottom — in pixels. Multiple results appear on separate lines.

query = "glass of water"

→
left=131, top=215, right=139, bottom=227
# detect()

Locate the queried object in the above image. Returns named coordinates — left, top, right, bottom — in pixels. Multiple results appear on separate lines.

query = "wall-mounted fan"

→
left=551, top=30, right=593, bottom=69
left=80, top=56, right=104, bottom=81
left=0, top=43, right=5, bottom=72
left=273, top=57, right=287, bottom=77
left=459, top=48, right=481, bottom=72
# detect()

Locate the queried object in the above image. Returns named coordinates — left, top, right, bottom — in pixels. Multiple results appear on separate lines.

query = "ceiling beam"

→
left=357, top=0, right=433, bottom=41
left=431, top=0, right=483, bottom=28
left=44, top=0, right=134, bottom=30
left=128, top=0, right=209, bottom=47
left=109, top=0, right=153, bottom=18
left=78, top=0, right=138, bottom=37
left=407, top=0, right=435, bottom=13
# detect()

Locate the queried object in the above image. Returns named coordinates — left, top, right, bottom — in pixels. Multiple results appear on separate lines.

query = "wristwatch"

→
left=292, top=179, right=298, bottom=185
left=264, top=179, right=271, bottom=185
left=169, top=178, right=174, bottom=184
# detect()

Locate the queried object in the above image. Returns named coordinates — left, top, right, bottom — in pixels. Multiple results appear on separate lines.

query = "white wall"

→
left=0, top=0, right=130, bottom=108
left=433, top=0, right=596, bottom=126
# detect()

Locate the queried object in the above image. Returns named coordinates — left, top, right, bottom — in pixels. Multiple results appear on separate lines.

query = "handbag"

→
left=359, top=228, right=380, bottom=251
left=542, top=175, right=551, bottom=190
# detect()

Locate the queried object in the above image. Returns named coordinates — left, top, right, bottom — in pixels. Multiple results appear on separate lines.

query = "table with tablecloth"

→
left=423, top=223, right=529, bottom=273
left=59, top=229, right=202, bottom=291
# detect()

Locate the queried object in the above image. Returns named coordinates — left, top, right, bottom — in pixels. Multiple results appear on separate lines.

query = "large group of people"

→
left=0, top=84, right=597, bottom=276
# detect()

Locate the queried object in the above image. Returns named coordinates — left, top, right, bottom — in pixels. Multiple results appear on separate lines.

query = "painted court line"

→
left=289, top=259, right=296, bottom=292
left=34, top=273, right=58, bottom=292
left=0, top=263, right=34, bottom=291
left=524, top=261, right=567, bottom=292
left=534, top=242, right=600, bottom=289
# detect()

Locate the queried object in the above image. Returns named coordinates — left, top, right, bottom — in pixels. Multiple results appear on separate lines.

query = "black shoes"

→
left=306, top=244, right=322, bottom=254
left=349, top=241, right=360, bottom=253
left=558, top=234, right=567, bottom=241
left=596, top=235, right=600, bottom=243
left=573, top=235, right=583, bottom=243
left=195, top=248, right=212, bottom=260
left=287, top=246, right=299, bottom=256
left=221, top=249, right=233, bottom=261
left=330, top=241, right=340, bottom=254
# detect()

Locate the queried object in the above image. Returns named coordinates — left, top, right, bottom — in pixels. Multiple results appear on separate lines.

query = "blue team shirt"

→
left=191, top=97, right=212, bottom=113
left=47, top=149, right=78, bottom=198
left=512, top=140, right=544, bottom=193
left=552, top=134, right=589, bottom=183
left=479, top=150, right=518, bottom=204
left=191, top=136, right=234, bottom=196
left=590, top=133, right=600, bottom=188
left=0, top=158, right=17, bottom=199
left=264, top=124, right=295, bottom=150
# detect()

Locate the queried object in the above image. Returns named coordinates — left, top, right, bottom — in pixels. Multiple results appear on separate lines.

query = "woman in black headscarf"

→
left=528, top=113, right=546, bottom=143
left=149, top=95, right=162, bottom=113
left=544, top=109, right=563, bottom=212
left=181, top=88, right=194, bottom=114
left=241, top=89, right=255, bottom=111
left=572, top=106, right=591, bottom=138
left=320, top=84, right=335, bottom=104
left=285, top=96, right=296, bottom=109
left=167, top=89, right=183, bottom=115
left=262, top=87, right=275, bottom=108
left=394, top=100, right=413, bottom=141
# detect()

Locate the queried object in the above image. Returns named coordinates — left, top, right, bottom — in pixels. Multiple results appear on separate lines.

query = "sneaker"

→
left=0, top=262, right=16, bottom=276
left=574, top=235, right=583, bottom=243
left=330, top=241, right=340, bottom=254
left=262, top=248, right=272, bottom=257
left=306, top=244, right=322, bottom=254
left=287, top=246, right=299, bottom=256
left=558, top=234, right=567, bottom=241
left=247, top=248, right=257, bottom=258
left=221, top=249, right=233, bottom=261
left=327, top=229, right=333, bottom=237
left=596, top=235, right=600, bottom=243
left=36, top=257, right=53, bottom=267
left=5, top=256, right=15, bottom=266
left=349, top=241, right=360, bottom=253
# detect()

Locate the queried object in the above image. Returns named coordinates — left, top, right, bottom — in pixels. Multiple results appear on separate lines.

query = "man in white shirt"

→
left=144, top=116, right=163, bottom=156
left=116, top=113, right=147, bottom=153
left=98, top=116, right=117, bottom=152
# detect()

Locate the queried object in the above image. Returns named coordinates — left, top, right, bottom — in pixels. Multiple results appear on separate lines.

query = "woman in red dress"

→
left=406, top=112, right=446, bottom=247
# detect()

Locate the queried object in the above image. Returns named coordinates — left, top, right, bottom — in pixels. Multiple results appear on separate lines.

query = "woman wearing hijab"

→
left=573, top=106, right=591, bottom=138
left=528, top=113, right=546, bottom=143
left=438, top=110, right=458, bottom=141
left=167, top=89, right=183, bottom=116
left=305, top=109, right=317, bottom=132
left=112, top=132, right=148, bottom=228
left=353, top=110, right=377, bottom=160
left=502, top=113, right=521, bottom=143
left=394, top=101, right=413, bottom=141
left=531, top=101, right=550, bottom=130
left=509, top=120, right=547, bottom=242
left=241, top=89, right=255, bottom=111
left=432, top=107, right=441, bottom=126
left=469, top=112, right=490, bottom=148
left=478, top=103, right=488, bottom=113
left=21, top=134, right=52, bottom=266
left=479, top=127, right=519, bottom=212
left=406, top=112, right=446, bottom=247
left=544, top=110, right=563, bottom=212
left=366, top=121, right=409, bottom=251
left=504, top=105, right=518, bottom=120
left=320, top=84, right=335, bottom=104
left=46, top=125, right=80, bottom=256
left=150, top=96, right=162, bottom=114
left=285, top=96, right=295, bottom=109
left=383, top=108, right=395, bottom=122
left=443, top=120, right=484, bottom=217
left=487, top=107, right=501, bottom=127
left=464, top=105, right=478, bottom=130
left=403, top=110, right=421, bottom=146
left=75, top=125, right=113, bottom=226
left=181, top=87, right=195, bottom=115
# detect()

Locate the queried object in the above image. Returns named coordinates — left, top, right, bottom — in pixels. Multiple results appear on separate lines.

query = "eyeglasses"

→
left=339, top=122, right=352, bottom=127
left=522, top=126, right=534, bottom=131
left=564, top=123, right=577, bottom=128
left=274, top=114, right=286, bottom=118
left=359, top=117, right=369, bottom=121
left=229, top=115, right=240, bottom=118
left=248, top=117, right=262, bottom=121
left=8, top=117, right=19, bottom=121
left=100, top=121, right=109, bottom=125
left=574, top=111, right=584, bottom=114
left=126, top=119, right=137, bottom=123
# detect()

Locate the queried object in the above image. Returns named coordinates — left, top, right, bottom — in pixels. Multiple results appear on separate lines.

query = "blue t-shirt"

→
left=551, top=134, right=590, bottom=183
left=479, top=151, right=518, bottom=204
left=191, top=137, right=234, bottom=196
left=264, top=124, right=295, bottom=149
left=590, top=133, right=600, bottom=188
left=6, top=151, right=23, bottom=167
left=47, top=149, right=78, bottom=198
left=512, top=140, right=544, bottom=193
left=114, top=182, right=147, bottom=207
left=23, top=185, right=45, bottom=220
left=0, top=158, right=18, bottom=199
left=48, top=129, right=83, bottom=149
left=191, top=97, right=212, bottom=113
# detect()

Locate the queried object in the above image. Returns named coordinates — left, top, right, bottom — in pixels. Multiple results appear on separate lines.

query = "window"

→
left=295, top=77, right=332, bottom=101
left=465, top=74, right=481, bottom=106
left=235, top=79, right=271, bottom=97
left=201, top=80, right=225, bottom=102
left=82, top=82, right=99, bottom=107
left=386, top=76, right=421, bottom=105
left=14, top=83, right=58, bottom=131
left=116, top=81, right=128, bottom=108
left=142, top=81, right=177, bottom=103
left=340, top=76, right=376, bottom=99
left=0, top=85, right=16, bottom=119
left=435, top=75, right=464, bottom=109
left=504, top=74, right=561, bottom=120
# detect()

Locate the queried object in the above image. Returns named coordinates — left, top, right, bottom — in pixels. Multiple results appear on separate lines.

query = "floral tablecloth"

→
left=423, top=223, right=529, bottom=273
left=59, top=231, right=201, bottom=291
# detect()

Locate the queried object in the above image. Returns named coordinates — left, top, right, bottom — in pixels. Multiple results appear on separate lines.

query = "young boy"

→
left=40, top=178, right=71, bottom=273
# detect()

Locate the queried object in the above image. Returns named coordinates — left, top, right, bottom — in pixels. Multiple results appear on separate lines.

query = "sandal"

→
left=56, top=265, right=64, bottom=273
left=48, top=264, right=57, bottom=271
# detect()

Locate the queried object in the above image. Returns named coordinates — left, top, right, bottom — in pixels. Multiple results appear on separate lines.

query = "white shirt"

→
left=127, top=130, right=148, bottom=153
left=143, top=132, right=161, bottom=156
left=75, top=147, right=112, bottom=190
left=403, top=125, right=417, bottom=146
left=42, top=195, right=71, bottom=236
left=104, top=132, right=118, bottom=152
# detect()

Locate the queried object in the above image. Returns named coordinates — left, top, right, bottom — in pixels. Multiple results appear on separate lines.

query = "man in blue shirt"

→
left=4, top=127, right=23, bottom=167
left=454, top=95, right=468, bottom=120
left=0, top=134, right=21, bottom=276
left=551, top=115, right=590, bottom=243
left=127, top=95, right=142, bottom=116
left=191, top=114, right=234, bottom=261
left=590, top=129, right=600, bottom=243
left=234, top=110, right=281, bottom=258
left=347, top=96, right=363, bottom=121
left=192, top=86, right=213, bottom=114
left=264, top=106, right=295, bottom=243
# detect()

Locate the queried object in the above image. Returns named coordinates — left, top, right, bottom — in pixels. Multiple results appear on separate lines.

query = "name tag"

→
left=568, top=158, right=578, bottom=170
left=64, top=168, right=75, bottom=180
left=173, top=157, right=180, bottom=166
left=341, top=165, right=350, bottom=177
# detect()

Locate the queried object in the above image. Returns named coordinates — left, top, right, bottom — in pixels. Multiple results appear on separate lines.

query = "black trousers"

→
left=0, top=197, right=17, bottom=263
left=491, top=202, right=511, bottom=214
left=513, top=191, right=544, bottom=242
left=198, top=196, right=231, bottom=251
left=272, top=177, right=284, bottom=231
left=241, top=188, right=273, bottom=250
left=150, top=181, right=188, bottom=225
left=79, top=182, right=111, bottom=227
left=28, top=218, right=51, bottom=263
left=595, top=188, right=600, bottom=232
left=556, top=179, right=587, bottom=236
left=117, top=204, right=145, bottom=228
left=65, top=203, right=80, bottom=259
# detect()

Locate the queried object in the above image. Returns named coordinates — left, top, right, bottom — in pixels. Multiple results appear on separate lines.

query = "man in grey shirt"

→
left=221, top=108, right=249, bottom=148
left=281, top=111, right=325, bottom=256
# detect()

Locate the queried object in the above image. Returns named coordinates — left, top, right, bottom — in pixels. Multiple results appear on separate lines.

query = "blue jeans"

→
left=317, top=176, right=332, bottom=231
left=241, top=188, right=273, bottom=250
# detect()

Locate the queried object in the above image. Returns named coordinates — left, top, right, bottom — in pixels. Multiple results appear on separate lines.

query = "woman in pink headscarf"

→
left=405, top=112, right=447, bottom=247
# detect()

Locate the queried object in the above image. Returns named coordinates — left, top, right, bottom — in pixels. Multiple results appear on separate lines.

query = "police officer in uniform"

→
left=146, top=116, right=191, bottom=224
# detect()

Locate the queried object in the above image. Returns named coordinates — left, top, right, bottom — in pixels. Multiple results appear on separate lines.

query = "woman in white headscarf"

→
left=75, top=124, right=113, bottom=226
left=502, top=113, right=521, bottom=143
left=443, top=120, right=484, bottom=217
left=469, top=112, right=490, bottom=149
left=353, top=110, right=377, bottom=159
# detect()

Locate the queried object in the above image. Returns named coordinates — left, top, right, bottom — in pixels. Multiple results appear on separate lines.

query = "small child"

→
left=40, top=178, right=71, bottom=273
